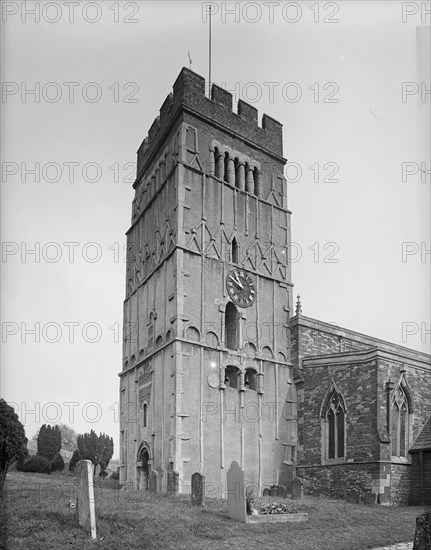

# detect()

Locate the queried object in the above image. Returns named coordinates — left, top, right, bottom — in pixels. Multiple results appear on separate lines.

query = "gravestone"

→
left=63, top=462, right=70, bottom=475
left=291, top=477, right=304, bottom=500
left=148, top=470, right=159, bottom=493
left=75, top=460, right=97, bottom=539
left=95, top=464, right=101, bottom=478
left=361, top=492, right=377, bottom=506
left=413, top=511, right=431, bottom=550
left=263, top=488, right=271, bottom=497
left=191, top=472, right=205, bottom=505
left=167, top=471, right=179, bottom=495
left=270, top=486, right=279, bottom=497
left=226, top=461, right=246, bottom=523
left=345, top=489, right=360, bottom=504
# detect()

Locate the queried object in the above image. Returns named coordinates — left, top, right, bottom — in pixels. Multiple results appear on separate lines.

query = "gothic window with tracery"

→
left=391, top=383, right=411, bottom=458
left=321, top=384, right=346, bottom=462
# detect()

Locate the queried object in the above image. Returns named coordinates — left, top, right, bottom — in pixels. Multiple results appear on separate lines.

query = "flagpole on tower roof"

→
left=208, top=6, right=212, bottom=98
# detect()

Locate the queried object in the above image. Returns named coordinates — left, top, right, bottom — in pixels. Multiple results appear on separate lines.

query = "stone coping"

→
left=247, top=512, right=309, bottom=523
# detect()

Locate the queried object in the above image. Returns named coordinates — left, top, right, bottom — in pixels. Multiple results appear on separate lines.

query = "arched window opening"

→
left=253, top=167, right=260, bottom=196
left=245, top=368, right=257, bottom=391
left=214, top=147, right=220, bottom=178
left=224, top=152, right=230, bottom=183
left=143, top=403, right=148, bottom=428
left=391, top=382, right=411, bottom=458
left=234, top=158, right=240, bottom=188
left=225, top=366, right=240, bottom=389
left=225, top=302, right=239, bottom=350
left=322, top=387, right=346, bottom=461
left=232, top=237, right=239, bottom=264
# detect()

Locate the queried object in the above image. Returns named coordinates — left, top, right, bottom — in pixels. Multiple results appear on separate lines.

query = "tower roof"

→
left=410, top=416, right=431, bottom=451
left=136, top=67, right=285, bottom=182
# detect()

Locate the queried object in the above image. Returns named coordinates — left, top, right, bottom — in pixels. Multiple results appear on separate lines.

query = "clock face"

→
left=226, top=269, right=255, bottom=308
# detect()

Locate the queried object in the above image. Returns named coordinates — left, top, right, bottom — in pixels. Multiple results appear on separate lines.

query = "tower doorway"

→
left=137, top=448, right=150, bottom=490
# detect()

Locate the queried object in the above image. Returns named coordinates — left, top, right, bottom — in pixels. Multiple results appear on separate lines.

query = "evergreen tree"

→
left=0, top=399, right=28, bottom=491
left=77, top=431, right=114, bottom=474
left=37, top=425, right=61, bottom=461
left=69, top=449, right=82, bottom=472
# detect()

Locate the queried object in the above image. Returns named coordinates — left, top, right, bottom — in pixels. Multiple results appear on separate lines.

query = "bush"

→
left=50, top=453, right=65, bottom=473
left=16, top=455, right=51, bottom=474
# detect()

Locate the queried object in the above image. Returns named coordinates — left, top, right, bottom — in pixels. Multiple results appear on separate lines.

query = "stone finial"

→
left=295, top=295, right=302, bottom=316
left=386, top=379, right=395, bottom=392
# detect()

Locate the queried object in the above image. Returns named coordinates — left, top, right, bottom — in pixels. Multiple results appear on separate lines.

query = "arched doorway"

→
left=137, top=448, right=150, bottom=491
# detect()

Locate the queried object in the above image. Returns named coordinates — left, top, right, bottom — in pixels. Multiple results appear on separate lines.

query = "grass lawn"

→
left=0, top=471, right=424, bottom=550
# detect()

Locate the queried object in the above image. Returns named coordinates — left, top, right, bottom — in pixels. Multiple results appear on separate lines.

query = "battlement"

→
left=136, top=67, right=284, bottom=177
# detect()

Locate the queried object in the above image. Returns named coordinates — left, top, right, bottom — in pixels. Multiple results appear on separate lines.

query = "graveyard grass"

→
left=1, top=471, right=425, bottom=550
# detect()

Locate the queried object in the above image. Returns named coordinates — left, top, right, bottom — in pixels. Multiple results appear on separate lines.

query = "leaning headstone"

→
left=167, top=471, right=179, bottom=495
left=226, top=461, right=246, bottom=523
left=191, top=472, right=205, bottom=505
left=413, top=511, right=431, bottom=550
left=94, top=464, right=101, bottom=478
left=291, top=477, right=304, bottom=500
left=148, top=470, right=159, bottom=493
left=75, top=460, right=97, bottom=540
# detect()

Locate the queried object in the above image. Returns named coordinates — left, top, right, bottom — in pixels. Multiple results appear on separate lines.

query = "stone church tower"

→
left=119, top=67, right=296, bottom=495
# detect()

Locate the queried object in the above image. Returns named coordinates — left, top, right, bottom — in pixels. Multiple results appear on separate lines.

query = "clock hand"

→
left=230, top=275, right=243, bottom=289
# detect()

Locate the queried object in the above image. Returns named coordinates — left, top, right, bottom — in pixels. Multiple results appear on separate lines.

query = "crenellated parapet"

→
left=136, top=67, right=284, bottom=181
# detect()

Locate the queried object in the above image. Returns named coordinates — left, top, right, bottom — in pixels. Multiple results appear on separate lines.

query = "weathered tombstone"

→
left=191, top=472, right=205, bottom=505
left=63, top=462, right=70, bottom=475
left=361, top=492, right=377, bottom=506
left=148, top=470, right=159, bottom=493
left=345, top=489, right=360, bottom=504
left=95, top=464, right=101, bottom=478
left=75, top=460, right=97, bottom=540
left=413, top=511, right=431, bottom=550
left=167, top=471, right=179, bottom=495
left=226, top=461, right=246, bottom=523
left=291, top=477, right=304, bottom=500
left=263, top=488, right=271, bottom=497
left=270, top=486, right=279, bottom=497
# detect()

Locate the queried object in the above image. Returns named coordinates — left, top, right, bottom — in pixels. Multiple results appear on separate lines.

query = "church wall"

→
left=296, top=358, right=379, bottom=499
left=376, top=356, right=431, bottom=503
left=377, top=357, right=431, bottom=447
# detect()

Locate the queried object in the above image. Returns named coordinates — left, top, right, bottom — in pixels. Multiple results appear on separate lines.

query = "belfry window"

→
left=225, top=366, right=240, bottom=388
left=214, top=147, right=220, bottom=178
left=232, top=238, right=239, bottom=263
left=321, top=384, right=346, bottom=462
left=245, top=368, right=257, bottom=391
left=225, top=302, right=239, bottom=350
left=391, top=381, right=412, bottom=458
left=224, top=152, right=230, bottom=183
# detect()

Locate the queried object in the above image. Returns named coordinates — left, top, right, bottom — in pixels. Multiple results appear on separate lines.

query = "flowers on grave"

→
left=259, top=502, right=299, bottom=515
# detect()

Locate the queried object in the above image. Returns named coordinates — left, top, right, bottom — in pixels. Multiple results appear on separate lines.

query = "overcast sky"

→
left=1, top=0, right=430, bottom=456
